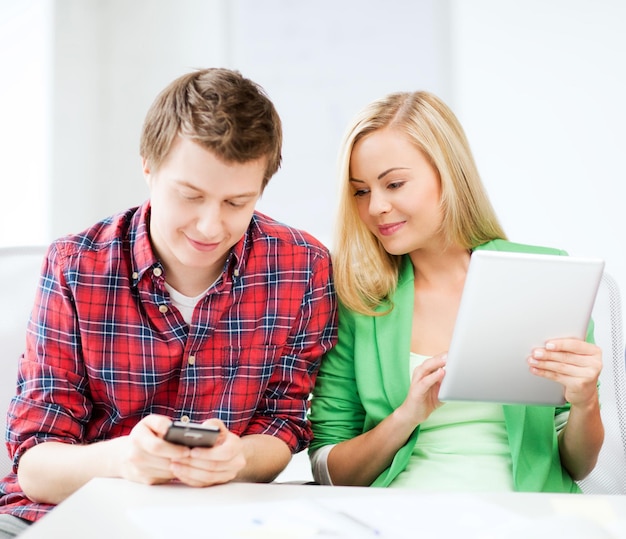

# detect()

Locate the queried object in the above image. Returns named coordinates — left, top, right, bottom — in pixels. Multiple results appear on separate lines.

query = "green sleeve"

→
left=308, top=302, right=366, bottom=453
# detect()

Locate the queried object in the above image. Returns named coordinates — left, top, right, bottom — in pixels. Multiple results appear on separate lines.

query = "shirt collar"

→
left=129, top=201, right=161, bottom=287
left=223, top=213, right=262, bottom=284
left=128, top=201, right=258, bottom=288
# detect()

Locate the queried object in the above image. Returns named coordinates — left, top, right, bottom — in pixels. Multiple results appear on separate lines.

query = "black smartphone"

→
left=164, top=421, right=220, bottom=447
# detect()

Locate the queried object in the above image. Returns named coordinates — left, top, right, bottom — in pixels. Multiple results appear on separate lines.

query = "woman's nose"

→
left=368, top=191, right=391, bottom=215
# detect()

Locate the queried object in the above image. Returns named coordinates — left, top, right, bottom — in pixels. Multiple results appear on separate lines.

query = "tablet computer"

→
left=438, top=250, right=604, bottom=406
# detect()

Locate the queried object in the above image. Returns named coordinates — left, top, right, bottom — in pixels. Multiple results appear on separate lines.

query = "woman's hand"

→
left=528, top=338, right=602, bottom=407
left=325, top=353, right=447, bottom=487
left=529, top=338, right=604, bottom=480
left=394, top=353, right=447, bottom=428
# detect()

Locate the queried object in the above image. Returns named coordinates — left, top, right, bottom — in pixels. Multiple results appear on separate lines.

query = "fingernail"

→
left=546, top=342, right=556, bottom=350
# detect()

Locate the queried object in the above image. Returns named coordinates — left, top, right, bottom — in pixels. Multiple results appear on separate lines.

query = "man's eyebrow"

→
left=173, top=180, right=258, bottom=198
left=227, top=192, right=259, bottom=199
left=173, top=179, right=202, bottom=191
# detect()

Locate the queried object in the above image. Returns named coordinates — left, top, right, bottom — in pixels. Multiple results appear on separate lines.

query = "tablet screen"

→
left=438, top=250, right=604, bottom=406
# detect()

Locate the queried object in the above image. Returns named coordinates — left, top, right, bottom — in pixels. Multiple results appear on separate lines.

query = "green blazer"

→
left=309, top=239, right=592, bottom=492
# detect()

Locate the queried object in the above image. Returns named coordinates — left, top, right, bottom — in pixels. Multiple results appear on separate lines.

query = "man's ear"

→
left=141, top=157, right=151, bottom=184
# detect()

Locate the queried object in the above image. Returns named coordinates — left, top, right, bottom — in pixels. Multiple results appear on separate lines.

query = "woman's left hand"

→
left=528, top=338, right=602, bottom=407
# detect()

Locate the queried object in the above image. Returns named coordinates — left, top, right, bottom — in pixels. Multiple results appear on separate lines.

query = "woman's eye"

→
left=353, top=189, right=369, bottom=198
left=388, top=181, right=405, bottom=190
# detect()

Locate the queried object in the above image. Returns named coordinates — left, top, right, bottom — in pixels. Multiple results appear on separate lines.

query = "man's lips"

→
left=188, top=237, right=221, bottom=251
left=378, top=222, right=405, bottom=236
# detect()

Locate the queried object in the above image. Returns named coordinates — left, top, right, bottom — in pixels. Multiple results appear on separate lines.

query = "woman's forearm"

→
left=558, top=399, right=604, bottom=481
left=327, top=409, right=416, bottom=486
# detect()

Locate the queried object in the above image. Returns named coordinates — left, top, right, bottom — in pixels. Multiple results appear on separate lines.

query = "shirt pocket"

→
left=192, top=344, right=282, bottom=431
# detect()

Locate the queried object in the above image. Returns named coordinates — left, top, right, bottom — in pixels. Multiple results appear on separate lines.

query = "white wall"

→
left=49, top=0, right=229, bottom=238
left=0, top=0, right=50, bottom=246
left=225, top=1, right=451, bottom=247
left=45, top=0, right=450, bottom=249
left=2, top=0, right=624, bottom=293
left=451, top=0, right=626, bottom=288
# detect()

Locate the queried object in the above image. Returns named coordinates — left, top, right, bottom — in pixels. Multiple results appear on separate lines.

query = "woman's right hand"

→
left=325, top=352, right=448, bottom=486
left=393, top=353, right=447, bottom=428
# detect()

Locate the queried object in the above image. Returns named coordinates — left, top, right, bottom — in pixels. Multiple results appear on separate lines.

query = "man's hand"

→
left=168, top=419, right=246, bottom=487
left=116, top=414, right=191, bottom=485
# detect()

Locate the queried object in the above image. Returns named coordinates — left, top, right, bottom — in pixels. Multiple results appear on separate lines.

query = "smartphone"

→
left=164, top=421, right=220, bottom=447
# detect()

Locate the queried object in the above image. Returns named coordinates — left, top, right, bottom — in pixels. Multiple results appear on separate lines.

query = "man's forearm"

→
left=237, top=434, right=291, bottom=483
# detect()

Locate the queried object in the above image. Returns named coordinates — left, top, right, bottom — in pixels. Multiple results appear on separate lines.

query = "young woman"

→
left=308, top=91, right=603, bottom=492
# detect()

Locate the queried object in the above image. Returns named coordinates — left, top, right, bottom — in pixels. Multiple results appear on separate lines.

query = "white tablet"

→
left=438, top=250, right=604, bottom=406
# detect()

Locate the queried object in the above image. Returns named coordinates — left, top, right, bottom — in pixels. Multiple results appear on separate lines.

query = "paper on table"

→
left=127, top=494, right=532, bottom=538
left=128, top=499, right=362, bottom=538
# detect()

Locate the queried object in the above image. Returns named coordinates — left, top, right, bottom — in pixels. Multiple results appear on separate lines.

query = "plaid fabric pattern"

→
left=0, top=202, right=337, bottom=521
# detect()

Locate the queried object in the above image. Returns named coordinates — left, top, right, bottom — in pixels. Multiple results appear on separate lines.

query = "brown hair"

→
left=140, top=68, right=282, bottom=188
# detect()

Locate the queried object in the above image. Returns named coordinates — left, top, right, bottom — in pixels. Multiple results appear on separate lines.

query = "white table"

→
left=20, top=477, right=626, bottom=538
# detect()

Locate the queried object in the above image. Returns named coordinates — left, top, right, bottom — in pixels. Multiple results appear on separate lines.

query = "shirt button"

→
left=158, top=305, right=168, bottom=314
left=233, top=269, right=240, bottom=277
left=153, top=267, right=163, bottom=277
left=131, top=272, right=139, bottom=279
left=180, top=416, right=190, bottom=423
left=188, top=355, right=196, bottom=365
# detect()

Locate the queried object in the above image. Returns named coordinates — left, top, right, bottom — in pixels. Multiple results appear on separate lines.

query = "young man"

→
left=0, top=68, right=337, bottom=534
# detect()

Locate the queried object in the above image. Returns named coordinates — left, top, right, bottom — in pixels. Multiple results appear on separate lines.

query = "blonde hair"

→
left=333, top=91, right=506, bottom=316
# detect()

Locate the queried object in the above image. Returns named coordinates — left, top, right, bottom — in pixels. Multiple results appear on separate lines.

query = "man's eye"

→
left=226, top=200, right=244, bottom=208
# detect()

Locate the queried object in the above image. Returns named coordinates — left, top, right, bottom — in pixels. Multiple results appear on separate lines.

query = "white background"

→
left=2, top=0, right=625, bottom=289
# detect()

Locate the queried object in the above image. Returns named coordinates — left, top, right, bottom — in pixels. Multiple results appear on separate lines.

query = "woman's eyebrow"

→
left=349, top=167, right=410, bottom=183
left=377, top=167, right=409, bottom=180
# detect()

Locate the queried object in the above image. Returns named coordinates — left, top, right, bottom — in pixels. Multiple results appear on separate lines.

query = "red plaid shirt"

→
left=0, top=202, right=337, bottom=522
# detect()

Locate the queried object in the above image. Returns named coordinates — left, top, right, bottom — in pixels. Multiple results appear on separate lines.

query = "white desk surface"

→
left=19, top=477, right=626, bottom=538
